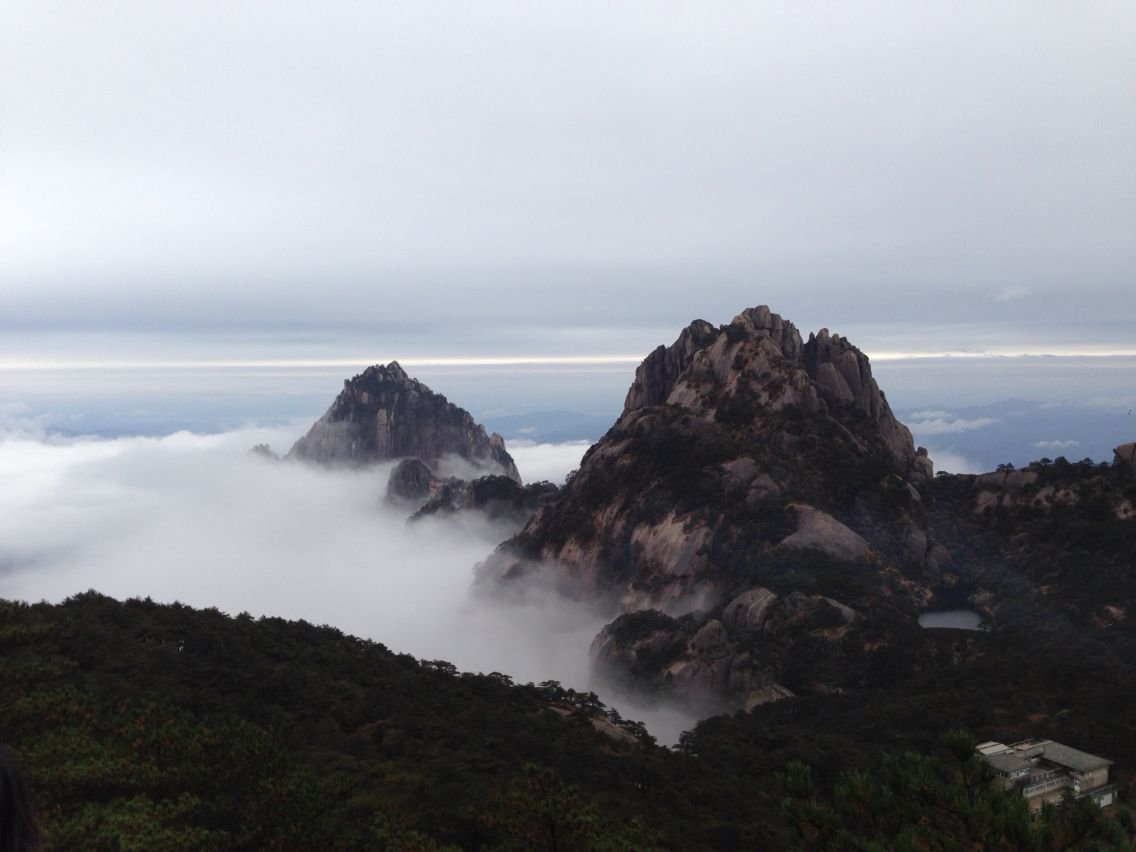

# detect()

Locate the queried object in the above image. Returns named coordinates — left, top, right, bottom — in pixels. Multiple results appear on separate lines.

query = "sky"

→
left=2, top=1, right=1134, bottom=366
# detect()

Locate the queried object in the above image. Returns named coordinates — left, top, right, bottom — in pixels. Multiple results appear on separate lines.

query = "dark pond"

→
left=918, top=609, right=985, bottom=630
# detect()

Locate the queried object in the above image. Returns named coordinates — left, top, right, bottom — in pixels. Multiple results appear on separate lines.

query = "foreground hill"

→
left=0, top=593, right=668, bottom=850
left=2, top=593, right=1132, bottom=851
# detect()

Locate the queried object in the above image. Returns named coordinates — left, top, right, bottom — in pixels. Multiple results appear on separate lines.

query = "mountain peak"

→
left=623, top=305, right=920, bottom=474
left=373, top=360, right=409, bottom=380
left=480, top=305, right=941, bottom=710
left=287, top=363, right=520, bottom=481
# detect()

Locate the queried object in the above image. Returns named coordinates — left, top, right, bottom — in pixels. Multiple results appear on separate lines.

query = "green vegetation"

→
left=780, top=731, right=1132, bottom=851
left=3, top=592, right=1134, bottom=849
left=1, top=593, right=672, bottom=850
left=928, top=461, right=1136, bottom=638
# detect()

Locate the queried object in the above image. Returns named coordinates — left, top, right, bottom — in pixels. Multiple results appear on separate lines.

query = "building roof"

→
left=1037, top=742, right=1111, bottom=772
left=986, top=752, right=1033, bottom=775
left=977, top=741, right=1009, bottom=756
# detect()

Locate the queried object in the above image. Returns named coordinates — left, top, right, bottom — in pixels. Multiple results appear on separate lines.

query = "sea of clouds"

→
left=0, top=420, right=697, bottom=742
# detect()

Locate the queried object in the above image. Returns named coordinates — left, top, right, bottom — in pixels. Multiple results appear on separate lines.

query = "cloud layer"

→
left=909, top=416, right=998, bottom=436
left=0, top=423, right=696, bottom=741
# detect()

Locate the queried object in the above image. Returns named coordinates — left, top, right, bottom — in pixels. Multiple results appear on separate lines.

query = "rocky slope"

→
left=480, top=306, right=945, bottom=710
left=924, top=448, right=1136, bottom=631
left=287, top=361, right=520, bottom=482
left=410, top=475, right=559, bottom=530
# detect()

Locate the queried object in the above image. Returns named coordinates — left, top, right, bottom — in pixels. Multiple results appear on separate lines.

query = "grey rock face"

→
left=623, top=319, right=718, bottom=411
left=288, top=361, right=520, bottom=482
left=721, top=587, right=778, bottom=633
left=385, top=458, right=436, bottom=506
left=779, top=504, right=871, bottom=562
left=622, top=306, right=920, bottom=476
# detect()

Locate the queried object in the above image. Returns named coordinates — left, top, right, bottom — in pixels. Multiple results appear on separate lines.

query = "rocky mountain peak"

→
left=480, top=305, right=945, bottom=711
left=624, top=305, right=919, bottom=473
left=730, top=304, right=804, bottom=360
left=374, top=360, right=409, bottom=381
left=287, top=361, right=520, bottom=482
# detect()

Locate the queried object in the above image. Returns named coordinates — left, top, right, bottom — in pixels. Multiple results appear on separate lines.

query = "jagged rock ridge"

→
left=288, top=361, right=520, bottom=482
left=623, top=305, right=923, bottom=475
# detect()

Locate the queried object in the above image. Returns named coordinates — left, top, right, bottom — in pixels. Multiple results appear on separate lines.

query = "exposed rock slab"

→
left=722, top=588, right=778, bottom=633
left=779, top=504, right=871, bottom=562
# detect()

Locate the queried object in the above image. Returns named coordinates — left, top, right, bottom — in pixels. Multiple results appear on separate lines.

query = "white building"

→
left=977, top=739, right=1118, bottom=812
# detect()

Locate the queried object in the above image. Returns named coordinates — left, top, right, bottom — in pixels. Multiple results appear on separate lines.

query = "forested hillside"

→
left=2, top=593, right=1133, bottom=850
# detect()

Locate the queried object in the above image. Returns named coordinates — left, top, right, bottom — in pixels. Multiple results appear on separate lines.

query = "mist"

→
left=0, top=422, right=698, bottom=742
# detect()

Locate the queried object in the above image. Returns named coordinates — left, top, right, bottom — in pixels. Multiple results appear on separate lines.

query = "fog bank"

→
left=0, top=423, right=697, bottom=742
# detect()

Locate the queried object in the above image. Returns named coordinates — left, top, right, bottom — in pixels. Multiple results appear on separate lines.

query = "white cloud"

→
left=908, top=409, right=953, bottom=420
left=508, top=439, right=590, bottom=485
left=1082, top=394, right=1136, bottom=410
left=925, top=447, right=985, bottom=475
left=910, top=417, right=998, bottom=435
left=1033, top=439, right=1080, bottom=450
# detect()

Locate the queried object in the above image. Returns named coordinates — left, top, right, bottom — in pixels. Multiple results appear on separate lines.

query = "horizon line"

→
left=3, top=349, right=1136, bottom=371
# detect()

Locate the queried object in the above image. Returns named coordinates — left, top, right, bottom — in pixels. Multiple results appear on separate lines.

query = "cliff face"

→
left=288, top=362, right=521, bottom=482
left=480, top=306, right=943, bottom=710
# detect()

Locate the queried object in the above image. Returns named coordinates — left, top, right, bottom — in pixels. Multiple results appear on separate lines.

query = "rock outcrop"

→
left=588, top=586, right=860, bottom=712
left=480, top=306, right=942, bottom=710
left=385, top=458, right=436, bottom=507
left=249, top=443, right=280, bottom=461
left=779, top=504, right=871, bottom=562
left=288, top=362, right=520, bottom=482
left=410, top=475, right=559, bottom=531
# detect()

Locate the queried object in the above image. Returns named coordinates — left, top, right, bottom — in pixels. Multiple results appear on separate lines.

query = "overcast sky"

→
left=2, top=1, right=1134, bottom=364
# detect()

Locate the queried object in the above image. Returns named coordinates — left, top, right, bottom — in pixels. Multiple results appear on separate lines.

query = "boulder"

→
left=688, top=619, right=729, bottom=656
left=721, top=588, right=778, bottom=633
left=385, top=458, right=436, bottom=506
left=744, top=683, right=795, bottom=711
left=779, top=504, right=871, bottom=562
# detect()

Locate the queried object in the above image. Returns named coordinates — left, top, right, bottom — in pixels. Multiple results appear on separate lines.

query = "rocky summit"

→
left=287, top=361, right=521, bottom=482
left=480, top=306, right=947, bottom=710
